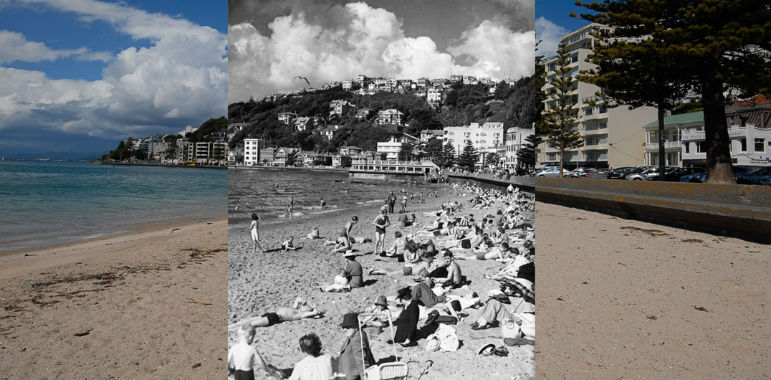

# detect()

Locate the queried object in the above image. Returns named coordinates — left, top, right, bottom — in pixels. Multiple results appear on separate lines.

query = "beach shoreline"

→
left=228, top=181, right=536, bottom=380
left=0, top=218, right=228, bottom=380
left=0, top=213, right=226, bottom=257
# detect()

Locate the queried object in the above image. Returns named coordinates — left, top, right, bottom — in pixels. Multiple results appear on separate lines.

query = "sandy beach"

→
left=535, top=202, right=770, bottom=380
left=0, top=218, right=227, bottom=380
left=228, top=183, right=535, bottom=380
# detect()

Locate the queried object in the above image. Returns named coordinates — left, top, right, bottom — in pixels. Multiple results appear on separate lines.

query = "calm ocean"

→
left=228, top=168, right=440, bottom=226
left=0, top=160, right=226, bottom=252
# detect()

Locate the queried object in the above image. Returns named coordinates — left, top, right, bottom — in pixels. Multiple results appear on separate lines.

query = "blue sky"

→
left=535, top=2, right=592, bottom=57
left=0, top=0, right=227, bottom=156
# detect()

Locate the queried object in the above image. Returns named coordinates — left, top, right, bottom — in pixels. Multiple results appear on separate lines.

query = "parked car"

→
left=735, top=166, right=771, bottom=185
left=626, top=166, right=675, bottom=181
left=610, top=166, right=651, bottom=180
left=606, top=167, right=635, bottom=179
left=679, top=165, right=755, bottom=183
left=566, top=168, right=600, bottom=178
left=536, top=167, right=570, bottom=177
left=661, top=167, right=705, bottom=181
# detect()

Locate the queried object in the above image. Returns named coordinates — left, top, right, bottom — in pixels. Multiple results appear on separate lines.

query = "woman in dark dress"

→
left=392, top=287, right=419, bottom=347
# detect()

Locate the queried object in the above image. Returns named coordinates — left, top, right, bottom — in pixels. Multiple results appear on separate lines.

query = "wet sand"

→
left=535, top=202, right=770, bottom=380
left=228, top=183, right=535, bottom=380
left=0, top=219, right=227, bottom=380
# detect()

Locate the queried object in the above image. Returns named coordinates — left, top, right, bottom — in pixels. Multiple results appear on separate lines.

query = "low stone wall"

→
left=446, top=173, right=535, bottom=191
left=536, top=178, right=771, bottom=243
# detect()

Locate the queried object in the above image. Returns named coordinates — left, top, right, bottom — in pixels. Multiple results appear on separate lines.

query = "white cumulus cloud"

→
left=535, top=17, right=567, bottom=58
left=0, top=30, right=111, bottom=63
left=228, top=1, right=534, bottom=102
left=0, top=0, right=227, bottom=145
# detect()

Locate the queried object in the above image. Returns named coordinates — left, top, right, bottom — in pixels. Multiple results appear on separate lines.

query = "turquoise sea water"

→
left=0, top=160, right=226, bottom=252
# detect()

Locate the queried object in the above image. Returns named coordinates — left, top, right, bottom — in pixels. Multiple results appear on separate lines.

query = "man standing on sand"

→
left=400, top=193, right=408, bottom=213
left=388, top=191, right=396, bottom=214
left=320, top=197, right=327, bottom=210
left=373, top=207, right=391, bottom=255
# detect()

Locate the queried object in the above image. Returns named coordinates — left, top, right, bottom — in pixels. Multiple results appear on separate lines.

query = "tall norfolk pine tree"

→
left=573, top=2, right=689, bottom=180
left=577, top=0, right=771, bottom=184
left=542, top=42, right=584, bottom=177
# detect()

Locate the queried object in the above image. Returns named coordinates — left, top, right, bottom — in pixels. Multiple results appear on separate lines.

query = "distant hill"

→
left=228, top=77, right=535, bottom=153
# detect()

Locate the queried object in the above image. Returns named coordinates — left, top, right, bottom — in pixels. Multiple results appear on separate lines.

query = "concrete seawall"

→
left=445, top=173, right=769, bottom=243
left=536, top=178, right=771, bottom=243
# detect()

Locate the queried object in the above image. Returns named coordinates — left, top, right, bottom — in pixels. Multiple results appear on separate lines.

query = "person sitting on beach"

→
left=361, top=295, right=395, bottom=328
left=338, top=313, right=376, bottom=380
left=469, top=293, right=533, bottom=336
left=282, top=236, right=302, bottom=251
left=248, top=213, right=262, bottom=254
left=342, top=250, right=364, bottom=288
left=397, top=212, right=409, bottom=228
left=437, top=250, right=462, bottom=288
left=391, top=287, right=419, bottom=347
left=373, top=207, right=391, bottom=255
left=304, top=227, right=321, bottom=240
left=288, top=333, right=334, bottom=380
left=367, top=245, right=435, bottom=277
left=383, top=231, right=406, bottom=259
left=228, top=325, right=269, bottom=380
left=228, top=298, right=325, bottom=330
left=411, top=277, right=446, bottom=309
left=324, top=216, right=358, bottom=253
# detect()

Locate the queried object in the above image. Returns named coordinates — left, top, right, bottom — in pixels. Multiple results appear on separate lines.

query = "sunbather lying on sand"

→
left=228, top=297, right=324, bottom=330
left=282, top=236, right=303, bottom=251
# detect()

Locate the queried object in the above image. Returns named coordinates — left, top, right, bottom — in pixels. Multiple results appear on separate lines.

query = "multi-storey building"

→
left=505, top=126, right=534, bottom=168
left=443, top=122, right=504, bottom=163
left=539, top=23, right=656, bottom=169
left=243, top=138, right=263, bottom=166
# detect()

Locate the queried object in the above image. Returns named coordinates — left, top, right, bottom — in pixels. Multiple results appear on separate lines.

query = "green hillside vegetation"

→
left=228, top=76, right=535, bottom=153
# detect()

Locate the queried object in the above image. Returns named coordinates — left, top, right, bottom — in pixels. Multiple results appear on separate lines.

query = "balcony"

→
left=682, top=130, right=705, bottom=141
left=583, top=127, right=608, bottom=136
left=645, top=141, right=682, bottom=151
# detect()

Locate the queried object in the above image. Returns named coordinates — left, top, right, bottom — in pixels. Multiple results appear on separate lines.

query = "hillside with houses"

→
left=227, top=74, right=535, bottom=170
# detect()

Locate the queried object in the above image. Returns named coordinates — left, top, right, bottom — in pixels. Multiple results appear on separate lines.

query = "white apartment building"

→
left=443, top=122, right=504, bottom=163
left=504, top=126, right=534, bottom=168
left=377, top=136, right=404, bottom=160
left=243, top=138, right=262, bottom=166
left=643, top=110, right=771, bottom=167
left=539, top=23, right=656, bottom=169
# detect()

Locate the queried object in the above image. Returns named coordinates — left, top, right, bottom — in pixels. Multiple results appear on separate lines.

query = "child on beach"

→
left=320, top=198, right=326, bottom=210
left=400, top=194, right=407, bottom=213
left=228, top=325, right=269, bottom=380
left=287, top=334, right=334, bottom=380
left=305, top=227, right=321, bottom=239
left=248, top=213, right=262, bottom=253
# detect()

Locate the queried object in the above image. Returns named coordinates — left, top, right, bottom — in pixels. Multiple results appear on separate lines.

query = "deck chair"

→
left=357, top=312, right=409, bottom=380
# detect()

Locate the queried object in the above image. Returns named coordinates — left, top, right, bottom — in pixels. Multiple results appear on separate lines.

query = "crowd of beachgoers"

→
left=227, top=179, right=535, bottom=380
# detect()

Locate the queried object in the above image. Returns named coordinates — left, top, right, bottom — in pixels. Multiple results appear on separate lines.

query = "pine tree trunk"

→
left=657, top=103, right=666, bottom=181
left=559, top=146, right=565, bottom=178
left=702, top=75, right=735, bottom=184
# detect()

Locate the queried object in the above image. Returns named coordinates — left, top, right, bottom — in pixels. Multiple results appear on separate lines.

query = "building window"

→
left=740, top=138, right=747, bottom=152
left=696, top=141, right=703, bottom=153
left=598, top=105, right=607, bottom=113
left=684, top=143, right=690, bottom=154
left=755, top=138, right=765, bottom=152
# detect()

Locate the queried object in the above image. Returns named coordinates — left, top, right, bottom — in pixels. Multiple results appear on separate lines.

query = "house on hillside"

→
left=329, top=100, right=355, bottom=118
left=278, top=112, right=298, bottom=124
left=420, top=130, right=444, bottom=142
left=339, top=146, right=363, bottom=156
left=376, top=109, right=404, bottom=126
left=294, top=116, right=321, bottom=132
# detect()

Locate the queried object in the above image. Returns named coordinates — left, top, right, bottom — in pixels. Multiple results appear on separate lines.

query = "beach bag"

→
left=435, top=324, right=460, bottom=352
left=501, top=320, right=521, bottom=340
left=461, top=239, right=471, bottom=249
